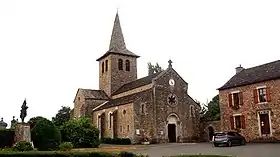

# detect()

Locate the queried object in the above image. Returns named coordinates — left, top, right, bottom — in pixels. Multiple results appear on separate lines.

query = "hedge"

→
left=0, top=151, right=146, bottom=157
left=0, top=129, right=15, bottom=148
left=101, top=137, right=131, bottom=145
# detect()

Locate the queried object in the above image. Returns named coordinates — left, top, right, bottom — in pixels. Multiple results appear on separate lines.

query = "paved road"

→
left=131, top=142, right=280, bottom=157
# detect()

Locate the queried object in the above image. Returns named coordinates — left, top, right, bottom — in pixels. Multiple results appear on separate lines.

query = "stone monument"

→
left=0, top=118, right=8, bottom=129
left=14, top=99, right=32, bottom=144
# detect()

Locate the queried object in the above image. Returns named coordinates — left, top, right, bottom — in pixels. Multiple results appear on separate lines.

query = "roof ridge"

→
left=243, top=60, right=280, bottom=71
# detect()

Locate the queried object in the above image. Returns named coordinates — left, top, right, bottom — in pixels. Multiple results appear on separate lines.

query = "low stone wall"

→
left=200, top=120, right=221, bottom=142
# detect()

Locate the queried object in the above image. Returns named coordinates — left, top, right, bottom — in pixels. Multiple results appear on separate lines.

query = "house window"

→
left=102, top=62, right=104, bottom=73
left=233, top=93, right=239, bottom=106
left=118, top=59, right=123, bottom=70
left=228, top=92, right=243, bottom=109
left=234, top=115, right=241, bottom=129
left=230, top=115, right=245, bottom=130
left=105, top=60, right=108, bottom=71
left=125, top=60, right=130, bottom=71
left=258, top=88, right=267, bottom=103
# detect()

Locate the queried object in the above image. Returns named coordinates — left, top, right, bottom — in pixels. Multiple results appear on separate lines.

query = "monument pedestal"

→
left=14, top=123, right=31, bottom=144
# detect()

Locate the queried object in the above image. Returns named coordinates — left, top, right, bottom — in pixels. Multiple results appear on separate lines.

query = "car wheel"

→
left=214, top=143, right=219, bottom=147
left=227, top=140, right=232, bottom=147
left=240, top=139, right=246, bottom=145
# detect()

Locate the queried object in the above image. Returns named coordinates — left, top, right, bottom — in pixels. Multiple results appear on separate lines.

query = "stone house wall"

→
left=219, top=79, right=280, bottom=142
left=200, top=120, right=221, bottom=142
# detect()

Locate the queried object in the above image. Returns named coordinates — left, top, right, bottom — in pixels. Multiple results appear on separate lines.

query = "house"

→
left=73, top=12, right=201, bottom=144
left=218, top=60, right=280, bottom=142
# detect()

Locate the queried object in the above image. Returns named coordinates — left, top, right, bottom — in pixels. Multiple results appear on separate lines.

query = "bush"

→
left=0, top=129, right=15, bottom=148
left=0, top=151, right=145, bottom=157
left=102, top=137, right=131, bottom=145
left=60, top=118, right=100, bottom=148
left=59, top=142, right=73, bottom=151
left=31, top=117, right=61, bottom=151
left=12, top=141, right=33, bottom=151
left=28, top=116, right=46, bottom=130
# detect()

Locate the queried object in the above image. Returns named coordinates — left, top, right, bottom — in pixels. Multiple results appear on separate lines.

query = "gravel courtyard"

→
left=130, top=142, right=280, bottom=157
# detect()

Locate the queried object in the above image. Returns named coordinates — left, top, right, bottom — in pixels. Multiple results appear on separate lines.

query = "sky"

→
left=1, top=0, right=280, bottom=126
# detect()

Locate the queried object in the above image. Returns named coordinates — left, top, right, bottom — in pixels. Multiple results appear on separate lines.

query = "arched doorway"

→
left=208, top=126, right=214, bottom=141
left=167, top=114, right=179, bottom=143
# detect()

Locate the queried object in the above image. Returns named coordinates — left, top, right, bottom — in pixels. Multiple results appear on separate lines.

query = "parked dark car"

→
left=213, top=131, right=246, bottom=147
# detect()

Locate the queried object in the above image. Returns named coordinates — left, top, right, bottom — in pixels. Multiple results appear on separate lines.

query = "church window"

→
left=120, top=125, right=122, bottom=132
left=125, top=60, right=130, bottom=71
left=102, top=62, right=104, bottom=73
left=190, top=105, right=195, bottom=117
left=105, top=60, right=108, bottom=71
left=108, top=112, right=112, bottom=129
left=118, top=59, right=123, bottom=70
left=123, top=109, right=126, bottom=115
left=127, top=125, right=130, bottom=132
left=140, top=103, right=145, bottom=114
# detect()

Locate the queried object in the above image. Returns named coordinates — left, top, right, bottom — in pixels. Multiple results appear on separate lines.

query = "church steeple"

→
left=109, top=12, right=126, bottom=52
left=96, top=12, right=139, bottom=61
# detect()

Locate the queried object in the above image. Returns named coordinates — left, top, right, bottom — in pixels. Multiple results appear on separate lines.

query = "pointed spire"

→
left=109, top=12, right=126, bottom=51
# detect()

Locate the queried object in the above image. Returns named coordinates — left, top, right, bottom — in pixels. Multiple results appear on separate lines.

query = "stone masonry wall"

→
left=73, top=91, right=85, bottom=118
left=99, top=54, right=137, bottom=96
left=220, top=79, right=280, bottom=142
left=92, top=103, right=135, bottom=142
left=153, top=69, right=200, bottom=143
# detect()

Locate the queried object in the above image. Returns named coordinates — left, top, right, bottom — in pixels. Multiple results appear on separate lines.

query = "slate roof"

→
left=96, top=90, right=149, bottom=110
left=112, top=72, right=162, bottom=95
left=218, top=60, right=280, bottom=90
left=80, top=89, right=109, bottom=100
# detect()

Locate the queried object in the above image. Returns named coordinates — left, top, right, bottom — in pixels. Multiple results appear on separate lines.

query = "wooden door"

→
left=260, top=114, right=270, bottom=135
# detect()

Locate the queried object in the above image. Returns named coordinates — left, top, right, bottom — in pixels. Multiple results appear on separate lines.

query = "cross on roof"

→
left=168, top=59, right=173, bottom=68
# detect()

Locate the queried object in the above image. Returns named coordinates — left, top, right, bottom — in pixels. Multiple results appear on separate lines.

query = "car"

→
left=213, top=131, right=246, bottom=147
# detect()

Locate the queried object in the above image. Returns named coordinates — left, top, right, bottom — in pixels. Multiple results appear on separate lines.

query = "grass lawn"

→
left=73, top=145, right=146, bottom=152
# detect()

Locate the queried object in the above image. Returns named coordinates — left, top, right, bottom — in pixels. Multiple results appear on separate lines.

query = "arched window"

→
left=190, top=105, right=195, bottom=117
left=108, top=112, right=112, bottom=129
left=102, top=62, right=104, bottom=73
left=105, top=60, right=108, bottom=71
left=118, top=59, right=123, bottom=70
left=140, top=103, right=145, bottom=114
left=125, top=60, right=130, bottom=71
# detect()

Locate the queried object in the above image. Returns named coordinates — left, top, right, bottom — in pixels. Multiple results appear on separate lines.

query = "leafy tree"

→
left=60, top=117, right=100, bottom=148
left=28, top=116, right=45, bottom=130
left=201, top=94, right=220, bottom=121
left=52, top=106, right=71, bottom=126
left=31, top=117, right=61, bottom=150
left=148, top=62, right=164, bottom=75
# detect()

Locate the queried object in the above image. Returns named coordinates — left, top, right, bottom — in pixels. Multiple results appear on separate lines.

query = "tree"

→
left=201, top=94, right=220, bottom=121
left=148, top=62, right=164, bottom=75
left=28, top=116, right=45, bottom=130
left=31, top=117, right=61, bottom=151
left=52, top=106, right=71, bottom=127
left=60, top=117, right=100, bottom=148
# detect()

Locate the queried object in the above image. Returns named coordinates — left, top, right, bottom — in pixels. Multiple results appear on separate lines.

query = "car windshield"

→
left=215, top=133, right=226, bottom=137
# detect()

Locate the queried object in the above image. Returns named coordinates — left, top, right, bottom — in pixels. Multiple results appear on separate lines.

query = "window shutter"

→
left=266, top=87, right=271, bottom=102
left=228, top=94, right=233, bottom=106
left=241, top=115, right=246, bottom=129
left=239, top=92, right=243, bottom=105
left=253, top=89, right=258, bottom=104
left=230, top=116, right=235, bottom=130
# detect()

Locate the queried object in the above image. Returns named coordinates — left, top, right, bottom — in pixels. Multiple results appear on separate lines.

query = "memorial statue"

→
left=20, top=99, right=28, bottom=123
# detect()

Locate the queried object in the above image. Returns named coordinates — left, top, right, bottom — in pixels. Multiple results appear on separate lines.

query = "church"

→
left=73, top=12, right=201, bottom=144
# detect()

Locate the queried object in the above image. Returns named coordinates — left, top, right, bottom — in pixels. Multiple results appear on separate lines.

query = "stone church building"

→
left=73, top=12, right=200, bottom=144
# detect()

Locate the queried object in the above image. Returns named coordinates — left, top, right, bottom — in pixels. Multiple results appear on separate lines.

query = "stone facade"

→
left=73, top=12, right=200, bottom=144
left=218, top=61, right=280, bottom=142
left=200, top=121, right=221, bottom=142
left=219, top=79, right=280, bottom=142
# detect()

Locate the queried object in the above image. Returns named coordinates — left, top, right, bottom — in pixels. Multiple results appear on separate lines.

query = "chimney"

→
left=235, top=64, right=244, bottom=74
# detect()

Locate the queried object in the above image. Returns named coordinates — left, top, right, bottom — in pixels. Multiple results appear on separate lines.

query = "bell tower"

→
left=96, top=12, right=140, bottom=96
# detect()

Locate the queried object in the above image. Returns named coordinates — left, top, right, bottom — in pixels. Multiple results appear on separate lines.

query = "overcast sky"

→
left=1, top=0, right=280, bottom=125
